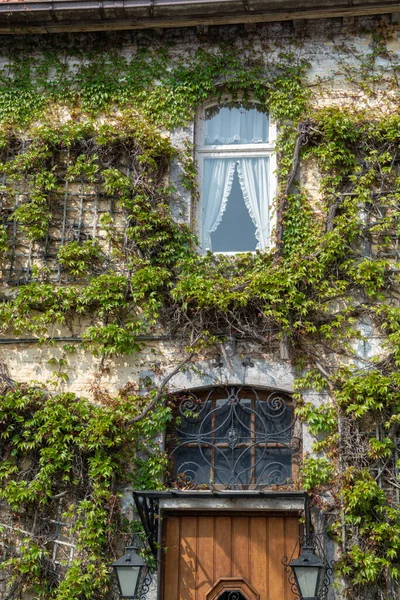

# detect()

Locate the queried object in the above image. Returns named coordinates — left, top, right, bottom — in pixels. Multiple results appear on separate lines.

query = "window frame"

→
left=194, top=98, right=277, bottom=255
left=166, top=386, right=300, bottom=490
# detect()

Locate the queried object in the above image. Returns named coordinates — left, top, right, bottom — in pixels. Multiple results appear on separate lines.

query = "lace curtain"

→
left=204, top=106, right=269, bottom=145
left=202, top=157, right=269, bottom=251
left=237, top=157, right=270, bottom=250
left=202, top=158, right=236, bottom=251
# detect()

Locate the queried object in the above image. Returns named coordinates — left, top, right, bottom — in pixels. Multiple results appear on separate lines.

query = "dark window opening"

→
left=217, top=592, right=248, bottom=600
left=210, top=168, right=258, bottom=252
left=166, top=386, right=299, bottom=489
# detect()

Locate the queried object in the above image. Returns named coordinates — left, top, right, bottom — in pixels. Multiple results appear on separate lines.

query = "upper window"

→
left=197, top=102, right=276, bottom=253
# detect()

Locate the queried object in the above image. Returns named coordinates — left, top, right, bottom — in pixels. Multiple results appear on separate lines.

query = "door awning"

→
left=132, top=490, right=309, bottom=559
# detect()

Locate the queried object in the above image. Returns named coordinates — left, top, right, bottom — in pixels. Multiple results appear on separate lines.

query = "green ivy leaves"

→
left=0, top=386, right=171, bottom=600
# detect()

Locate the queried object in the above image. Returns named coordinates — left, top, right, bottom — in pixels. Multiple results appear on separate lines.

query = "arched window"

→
left=196, top=101, right=276, bottom=253
left=166, top=386, right=299, bottom=489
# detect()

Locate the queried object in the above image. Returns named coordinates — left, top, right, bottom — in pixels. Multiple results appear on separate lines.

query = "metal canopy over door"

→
left=162, top=514, right=299, bottom=600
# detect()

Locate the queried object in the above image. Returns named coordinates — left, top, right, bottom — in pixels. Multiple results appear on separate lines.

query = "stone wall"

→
left=0, top=14, right=398, bottom=599
left=1, top=15, right=395, bottom=395
left=1, top=14, right=397, bottom=396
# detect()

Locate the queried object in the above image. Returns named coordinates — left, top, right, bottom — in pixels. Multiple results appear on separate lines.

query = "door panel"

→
left=215, top=516, right=231, bottom=581
left=164, top=516, right=180, bottom=600
left=232, top=518, right=249, bottom=580
left=180, top=517, right=197, bottom=600
left=163, top=515, right=299, bottom=600
left=197, top=517, right=214, bottom=597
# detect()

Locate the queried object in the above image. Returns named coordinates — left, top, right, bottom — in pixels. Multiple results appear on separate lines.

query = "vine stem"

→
left=0, top=358, right=15, bottom=389
left=126, top=337, right=202, bottom=424
left=276, top=121, right=309, bottom=254
left=3, top=581, right=19, bottom=600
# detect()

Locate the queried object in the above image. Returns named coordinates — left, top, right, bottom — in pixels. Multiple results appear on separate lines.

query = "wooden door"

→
left=163, top=514, right=299, bottom=600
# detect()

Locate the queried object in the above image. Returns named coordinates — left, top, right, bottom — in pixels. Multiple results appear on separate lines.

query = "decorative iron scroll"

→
left=217, top=592, right=247, bottom=600
left=167, top=386, right=299, bottom=489
left=139, top=571, right=154, bottom=600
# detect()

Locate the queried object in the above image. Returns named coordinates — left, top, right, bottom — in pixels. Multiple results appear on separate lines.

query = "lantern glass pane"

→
left=294, top=565, right=320, bottom=598
left=117, top=565, right=140, bottom=598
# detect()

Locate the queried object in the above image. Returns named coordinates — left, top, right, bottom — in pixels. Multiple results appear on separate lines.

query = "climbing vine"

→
left=0, top=384, right=170, bottom=600
left=1, top=20, right=400, bottom=600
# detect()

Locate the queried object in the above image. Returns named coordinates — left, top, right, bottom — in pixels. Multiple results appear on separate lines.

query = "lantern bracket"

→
left=132, top=492, right=159, bottom=560
left=281, top=492, right=334, bottom=600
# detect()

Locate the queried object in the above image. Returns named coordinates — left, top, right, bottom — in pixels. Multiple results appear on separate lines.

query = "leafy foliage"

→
left=0, top=386, right=170, bottom=600
left=1, top=23, right=400, bottom=600
left=57, top=240, right=103, bottom=276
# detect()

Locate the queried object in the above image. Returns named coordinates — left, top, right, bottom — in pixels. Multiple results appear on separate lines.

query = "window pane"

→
left=171, top=446, right=211, bottom=485
left=215, top=447, right=252, bottom=486
left=213, top=397, right=252, bottom=445
left=175, top=398, right=212, bottom=437
left=217, top=592, right=247, bottom=600
left=167, top=387, right=295, bottom=489
left=207, top=166, right=258, bottom=252
left=256, top=447, right=292, bottom=485
left=204, top=103, right=269, bottom=145
left=202, top=157, right=270, bottom=252
left=256, top=397, right=293, bottom=443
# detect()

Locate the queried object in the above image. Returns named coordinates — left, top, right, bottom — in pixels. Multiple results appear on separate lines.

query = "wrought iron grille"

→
left=167, top=386, right=299, bottom=489
left=217, top=592, right=247, bottom=600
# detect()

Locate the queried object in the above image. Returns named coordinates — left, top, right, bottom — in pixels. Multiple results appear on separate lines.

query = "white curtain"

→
left=202, top=158, right=236, bottom=251
left=204, top=106, right=269, bottom=145
left=237, top=157, right=270, bottom=249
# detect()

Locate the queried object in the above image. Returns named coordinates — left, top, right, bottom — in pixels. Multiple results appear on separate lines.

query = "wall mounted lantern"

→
left=112, top=545, right=153, bottom=600
left=287, top=544, right=325, bottom=600
left=282, top=495, right=333, bottom=600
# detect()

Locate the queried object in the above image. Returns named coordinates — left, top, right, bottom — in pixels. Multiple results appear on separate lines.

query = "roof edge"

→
left=0, top=1, right=399, bottom=34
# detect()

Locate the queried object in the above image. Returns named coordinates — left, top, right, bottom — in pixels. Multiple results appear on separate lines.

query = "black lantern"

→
left=112, top=546, right=147, bottom=599
left=282, top=494, right=333, bottom=600
left=288, top=545, right=325, bottom=600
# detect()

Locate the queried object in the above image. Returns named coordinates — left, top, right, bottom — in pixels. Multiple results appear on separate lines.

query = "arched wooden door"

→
left=162, top=514, right=299, bottom=600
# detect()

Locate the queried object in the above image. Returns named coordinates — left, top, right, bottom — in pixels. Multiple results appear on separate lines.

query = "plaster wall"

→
left=1, top=15, right=397, bottom=400
left=0, top=12, right=390, bottom=461
left=0, top=16, right=396, bottom=599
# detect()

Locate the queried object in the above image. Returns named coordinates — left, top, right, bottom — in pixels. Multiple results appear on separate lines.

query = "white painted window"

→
left=196, top=101, right=276, bottom=254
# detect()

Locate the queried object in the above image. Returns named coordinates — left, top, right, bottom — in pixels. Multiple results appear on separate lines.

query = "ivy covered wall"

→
left=1, top=14, right=400, bottom=600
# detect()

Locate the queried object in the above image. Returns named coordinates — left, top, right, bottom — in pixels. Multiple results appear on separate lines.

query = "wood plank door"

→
left=163, top=514, right=299, bottom=600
